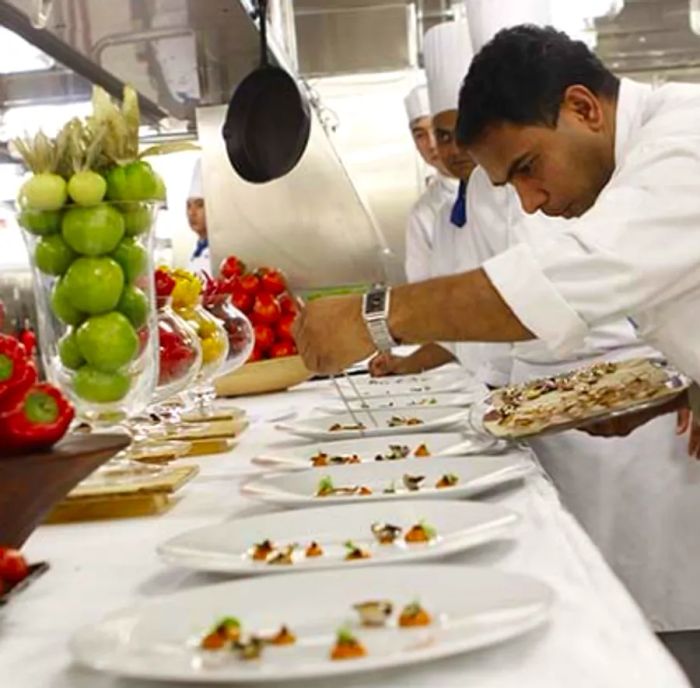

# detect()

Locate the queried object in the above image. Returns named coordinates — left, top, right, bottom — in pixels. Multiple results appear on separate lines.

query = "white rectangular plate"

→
left=70, top=565, right=553, bottom=683
left=328, top=372, right=476, bottom=399
left=276, top=408, right=471, bottom=441
left=241, top=454, right=533, bottom=508
left=157, top=500, right=519, bottom=575
left=252, top=432, right=502, bottom=470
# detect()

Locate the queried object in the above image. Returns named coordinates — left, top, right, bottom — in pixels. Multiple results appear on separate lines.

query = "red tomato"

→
left=217, top=276, right=238, bottom=296
left=253, top=323, right=275, bottom=351
left=0, top=549, right=28, bottom=584
left=270, top=339, right=297, bottom=358
left=231, top=287, right=253, bottom=314
left=154, top=268, right=176, bottom=297
left=247, top=343, right=265, bottom=362
left=238, top=273, right=260, bottom=296
left=258, top=267, right=287, bottom=296
left=277, top=313, right=295, bottom=340
left=251, top=292, right=281, bottom=325
left=219, top=255, right=246, bottom=279
left=277, top=292, right=298, bottom=315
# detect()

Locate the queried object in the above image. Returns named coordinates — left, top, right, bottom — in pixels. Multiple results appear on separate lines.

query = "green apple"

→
left=73, top=366, right=131, bottom=403
left=105, top=161, right=159, bottom=201
left=58, top=330, right=85, bottom=370
left=18, top=209, right=62, bottom=236
left=51, top=277, right=84, bottom=326
left=67, top=170, right=107, bottom=206
left=122, top=203, right=151, bottom=237
left=62, top=204, right=125, bottom=256
left=117, top=285, right=149, bottom=329
left=111, top=238, right=147, bottom=283
left=34, top=234, right=76, bottom=276
left=76, top=311, right=138, bottom=373
left=62, top=256, right=124, bottom=314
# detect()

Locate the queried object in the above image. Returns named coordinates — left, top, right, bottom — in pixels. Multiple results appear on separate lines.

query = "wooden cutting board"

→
left=45, top=464, right=198, bottom=524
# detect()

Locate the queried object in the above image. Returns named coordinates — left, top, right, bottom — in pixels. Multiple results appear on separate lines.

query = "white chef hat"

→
left=424, top=21, right=474, bottom=116
left=404, top=83, right=430, bottom=123
left=188, top=158, right=203, bottom=199
left=466, top=0, right=551, bottom=53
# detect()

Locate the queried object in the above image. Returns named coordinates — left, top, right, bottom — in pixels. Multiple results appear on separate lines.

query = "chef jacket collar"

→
left=614, top=78, right=653, bottom=167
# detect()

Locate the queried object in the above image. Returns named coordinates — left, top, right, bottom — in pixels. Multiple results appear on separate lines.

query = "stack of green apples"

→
left=14, top=86, right=193, bottom=414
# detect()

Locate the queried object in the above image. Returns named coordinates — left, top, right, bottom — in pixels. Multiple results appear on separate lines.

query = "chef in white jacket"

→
left=403, top=84, right=459, bottom=283
left=186, top=159, right=211, bottom=275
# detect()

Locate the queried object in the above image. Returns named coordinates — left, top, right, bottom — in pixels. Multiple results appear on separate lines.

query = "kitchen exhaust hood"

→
left=0, top=0, right=398, bottom=288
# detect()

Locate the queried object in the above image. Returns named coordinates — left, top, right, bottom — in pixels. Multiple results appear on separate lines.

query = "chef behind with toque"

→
left=187, top=159, right=211, bottom=275
left=402, top=83, right=458, bottom=283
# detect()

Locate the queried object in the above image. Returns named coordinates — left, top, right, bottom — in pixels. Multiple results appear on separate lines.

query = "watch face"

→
left=365, top=290, right=386, bottom=314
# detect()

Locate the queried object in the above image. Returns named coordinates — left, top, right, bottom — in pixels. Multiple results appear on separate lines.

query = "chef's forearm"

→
left=396, top=343, right=455, bottom=374
left=389, top=268, right=534, bottom=344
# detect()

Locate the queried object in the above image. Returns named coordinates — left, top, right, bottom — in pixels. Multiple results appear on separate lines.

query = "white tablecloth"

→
left=0, top=379, right=691, bottom=688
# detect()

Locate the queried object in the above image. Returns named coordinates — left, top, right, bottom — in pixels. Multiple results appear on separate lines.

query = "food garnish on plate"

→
left=264, top=625, right=296, bottom=646
left=312, top=452, right=362, bottom=467
left=375, top=444, right=410, bottom=461
left=305, top=541, right=324, bottom=557
left=330, top=627, right=367, bottom=660
left=235, top=636, right=264, bottom=660
left=403, top=473, right=425, bottom=492
left=200, top=616, right=241, bottom=650
left=316, top=476, right=336, bottom=497
left=388, top=415, right=424, bottom=427
left=371, top=522, right=402, bottom=544
left=383, top=481, right=397, bottom=495
left=316, top=476, right=371, bottom=497
left=435, top=473, right=459, bottom=489
left=311, top=451, right=329, bottom=467
left=251, top=540, right=275, bottom=561
left=267, top=545, right=296, bottom=566
left=353, top=600, right=393, bottom=627
left=329, top=422, right=366, bottom=432
left=413, top=443, right=431, bottom=457
left=398, top=601, right=432, bottom=627
left=404, top=521, right=437, bottom=544
left=344, top=540, right=371, bottom=561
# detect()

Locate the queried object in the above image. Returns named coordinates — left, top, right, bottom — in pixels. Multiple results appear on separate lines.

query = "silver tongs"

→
left=330, top=372, right=379, bottom=432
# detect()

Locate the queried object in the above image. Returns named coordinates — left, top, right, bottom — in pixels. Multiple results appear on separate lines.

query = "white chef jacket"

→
left=188, top=242, right=211, bottom=276
left=405, top=173, right=459, bottom=282
left=430, top=188, right=511, bottom=382
left=466, top=164, right=700, bottom=631
left=481, top=78, right=700, bottom=387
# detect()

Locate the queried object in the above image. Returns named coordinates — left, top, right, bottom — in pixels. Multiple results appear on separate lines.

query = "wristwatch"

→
left=362, top=284, right=399, bottom=351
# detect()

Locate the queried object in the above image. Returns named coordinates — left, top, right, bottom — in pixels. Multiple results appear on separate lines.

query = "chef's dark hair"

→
left=456, top=25, right=619, bottom=145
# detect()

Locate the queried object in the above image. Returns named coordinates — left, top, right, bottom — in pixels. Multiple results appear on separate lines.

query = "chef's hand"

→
left=369, top=352, right=405, bottom=377
left=579, top=393, right=687, bottom=439
left=676, top=408, right=700, bottom=459
left=293, top=295, right=375, bottom=374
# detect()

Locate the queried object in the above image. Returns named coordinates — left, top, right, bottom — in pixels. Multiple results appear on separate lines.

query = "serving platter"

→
left=316, top=391, right=480, bottom=415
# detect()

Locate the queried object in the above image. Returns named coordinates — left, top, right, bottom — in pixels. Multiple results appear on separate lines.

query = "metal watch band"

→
left=362, top=286, right=398, bottom=351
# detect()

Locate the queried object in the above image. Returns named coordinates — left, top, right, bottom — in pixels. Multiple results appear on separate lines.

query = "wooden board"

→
left=162, top=418, right=248, bottom=442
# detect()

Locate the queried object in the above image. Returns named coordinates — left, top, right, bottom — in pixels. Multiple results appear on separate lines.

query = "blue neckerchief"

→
left=192, top=238, right=209, bottom=259
left=450, top=180, right=467, bottom=227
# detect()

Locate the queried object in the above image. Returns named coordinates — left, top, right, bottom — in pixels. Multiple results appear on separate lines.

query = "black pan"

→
left=222, top=0, right=311, bottom=184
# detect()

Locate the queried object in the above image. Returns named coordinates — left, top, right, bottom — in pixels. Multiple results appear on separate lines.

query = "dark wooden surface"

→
left=0, top=433, right=130, bottom=548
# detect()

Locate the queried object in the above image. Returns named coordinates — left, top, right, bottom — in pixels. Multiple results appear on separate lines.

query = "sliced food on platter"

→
left=70, top=565, right=553, bottom=682
left=252, top=432, right=501, bottom=469
left=276, top=408, right=471, bottom=440
left=157, top=501, right=519, bottom=574
left=477, top=357, right=689, bottom=439
left=241, top=454, right=533, bottom=508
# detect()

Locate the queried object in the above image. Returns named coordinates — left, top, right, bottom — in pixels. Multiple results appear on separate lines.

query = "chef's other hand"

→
left=293, top=295, right=375, bottom=374
left=580, top=394, right=687, bottom=439
left=675, top=408, right=700, bottom=459
left=369, top=352, right=404, bottom=377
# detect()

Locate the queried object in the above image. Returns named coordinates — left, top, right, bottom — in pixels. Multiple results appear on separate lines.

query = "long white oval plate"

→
left=327, top=371, right=476, bottom=399
left=157, top=500, right=519, bottom=575
left=316, top=392, right=480, bottom=415
left=70, top=565, right=553, bottom=683
left=241, top=453, right=533, bottom=509
left=276, top=408, right=470, bottom=441
left=252, top=432, right=501, bottom=470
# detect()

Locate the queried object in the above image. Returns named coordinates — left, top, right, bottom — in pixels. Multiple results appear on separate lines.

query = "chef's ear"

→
left=561, top=84, right=605, bottom=132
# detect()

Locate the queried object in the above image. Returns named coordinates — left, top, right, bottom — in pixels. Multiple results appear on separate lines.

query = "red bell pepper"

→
left=0, top=383, right=74, bottom=454
left=0, top=336, right=36, bottom=407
